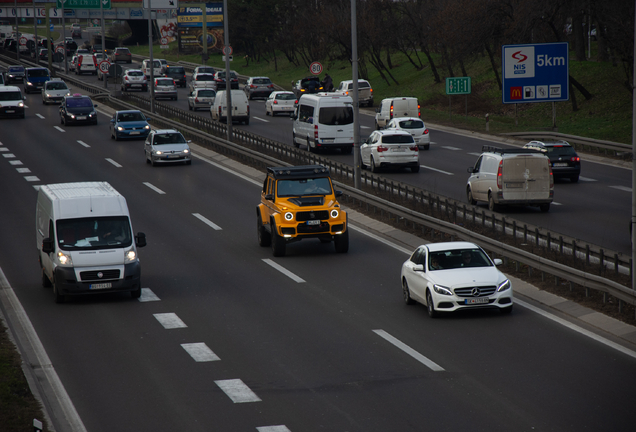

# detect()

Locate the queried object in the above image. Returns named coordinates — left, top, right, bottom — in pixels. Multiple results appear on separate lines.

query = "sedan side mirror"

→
left=146, top=117, right=151, bottom=122
left=413, top=264, right=424, bottom=272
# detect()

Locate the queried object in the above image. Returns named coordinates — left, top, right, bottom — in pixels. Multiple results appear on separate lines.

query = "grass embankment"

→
left=129, top=41, right=633, bottom=144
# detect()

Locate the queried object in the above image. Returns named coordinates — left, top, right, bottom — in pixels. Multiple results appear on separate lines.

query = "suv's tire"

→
left=411, top=164, right=420, bottom=173
left=371, top=156, right=379, bottom=173
left=334, top=229, right=349, bottom=253
left=257, top=214, right=271, bottom=247
left=271, top=224, right=286, bottom=257
left=467, top=187, right=477, bottom=205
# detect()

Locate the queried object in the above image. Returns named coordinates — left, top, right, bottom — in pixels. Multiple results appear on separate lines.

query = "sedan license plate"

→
left=129, top=131, right=140, bottom=135
left=77, top=116, right=87, bottom=120
left=167, top=154, right=179, bottom=159
left=553, top=163, right=568, bottom=167
left=465, top=297, right=489, bottom=305
left=132, top=84, right=141, bottom=87
left=307, top=220, right=320, bottom=225
left=90, top=282, right=112, bottom=290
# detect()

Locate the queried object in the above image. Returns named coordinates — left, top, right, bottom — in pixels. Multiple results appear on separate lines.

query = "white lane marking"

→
left=16, top=168, right=31, bottom=173
left=257, top=426, right=292, bottom=432
left=442, top=146, right=462, bottom=151
left=192, top=212, right=222, bottom=230
left=138, top=288, right=160, bottom=302
left=253, top=116, right=269, bottom=122
left=153, top=313, right=187, bottom=329
left=36, top=113, right=45, bottom=119
left=77, top=140, right=90, bottom=148
left=578, top=176, right=596, bottom=182
left=552, top=202, right=562, bottom=206
left=24, top=176, right=40, bottom=182
left=420, top=165, right=453, bottom=175
left=373, top=329, right=445, bottom=371
left=193, top=154, right=262, bottom=185
left=468, top=152, right=482, bottom=156
left=181, top=343, right=221, bottom=362
left=2, top=153, right=15, bottom=158
left=143, top=182, right=166, bottom=194
left=610, top=185, right=631, bottom=192
left=262, top=259, right=306, bottom=283
left=515, top=299, right=636, bottom=360
left=105, top=158, right=122, bottom=168
left=0, top=147, right=8, bottom=152
left=32, top=185, right=41, bottom=191
left=215, top=379, right=262, bottom=403
left=9, top=160, right=23, bottom=165
left=54, top=126, right=65, bottom=132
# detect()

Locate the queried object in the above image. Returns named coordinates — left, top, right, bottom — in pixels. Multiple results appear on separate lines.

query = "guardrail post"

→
left=600, top=250, right=605, bottom=275
left=512, top=220, right=516, bottom=241
left=524, top=224, right=528, bottom=243
left=535, top=228, right=540, bottom=246
left=547, top=232, right=551, bottom=250
left=615, top=254, right=619, bottom=275
left=586, top=244, right=590, bottom=265
left=559, top=236, right=563, bottom=254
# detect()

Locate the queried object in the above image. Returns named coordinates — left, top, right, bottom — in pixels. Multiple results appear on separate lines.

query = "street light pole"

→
left=223, top=0, right=232, bottom=141
left=351, top=0, right=360, bottom=189
left=148, top=0, right=155, bottom=113
left=15, top=0, right=19, bottom=62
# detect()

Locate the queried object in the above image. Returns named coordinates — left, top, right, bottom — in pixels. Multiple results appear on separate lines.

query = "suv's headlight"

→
left=433, top=284, right=452, bottom=296
left=57, top=251, right=72, bottom=266
left=497, top=279, right=511, bottom=292
left=330, top=209, right=339, bottom=218
left=284, top=212, right=294, bottom=221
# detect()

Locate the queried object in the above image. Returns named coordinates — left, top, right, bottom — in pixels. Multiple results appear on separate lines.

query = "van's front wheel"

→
left=467, top=187, right=477, bottom=205
left=42, top=268, right=52, bottom=288
left=130, top=285, right=141, bottom=299
left=53, top=280, right=65, bottom=304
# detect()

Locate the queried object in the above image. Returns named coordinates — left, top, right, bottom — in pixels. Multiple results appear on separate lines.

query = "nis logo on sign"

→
left=504, top=46, right=535, bottom=79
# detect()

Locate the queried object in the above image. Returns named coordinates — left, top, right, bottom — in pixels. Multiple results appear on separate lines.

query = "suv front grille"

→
left=454, top=286, right=497, bottom=297
left=80, top=269, right=120, bottom=281
left=296, top=210, right=329, bottom=221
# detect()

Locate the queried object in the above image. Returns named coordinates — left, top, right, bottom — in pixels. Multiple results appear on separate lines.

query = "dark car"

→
left=293, top=76, right=323, bottom=99
left=71, top=27, right=81, bottom=38
left=4, top=65, right=25, bottom=84
left=213, top=70, right=239, bottom=90
left=165, top=65, right=187, bottom=88
left=109, top=110, right=151, bottom=140
left=59, top=94, right=98, bottom=126
left=523, top=140, right=581, bottom=182
left=111, top=47, right=132, bottom=64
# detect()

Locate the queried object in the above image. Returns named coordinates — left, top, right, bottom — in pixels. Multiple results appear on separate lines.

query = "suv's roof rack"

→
left=481, top=145, right=540, bottom=155
left=267, top=165, right=330, bottom=179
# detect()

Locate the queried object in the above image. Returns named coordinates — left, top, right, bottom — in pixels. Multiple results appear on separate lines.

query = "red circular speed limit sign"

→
left=19, top=37, right=27, bottom=46
left=160, top=37, right=168, bottom=45
left=99, top=60, right=111, bottom=73
left=309, top=61, right=323, bottom=75
left=56, top=47, right=65, bottom=54
left=222, top=45, right=233, bottom=56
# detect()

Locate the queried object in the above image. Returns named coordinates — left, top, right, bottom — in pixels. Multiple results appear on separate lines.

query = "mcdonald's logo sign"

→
left=510, top=87, right=523, bottom=100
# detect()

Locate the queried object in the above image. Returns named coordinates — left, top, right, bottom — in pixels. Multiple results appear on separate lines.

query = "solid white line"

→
left=215, top=379, right=262, bottom=403
left=54, top=126, right=65, bottom=132
left=77, top=140, right=90, bottom=148
left=257, top=426, right=292, bottom=432
left=442, top=146, right=462, bottom=151
left=143, top=182, right=166, bottom=194
left=610, top=185, right=631, bottom=192
left=181, top=343, right=221, bottom=362
left=105, top=158, right=122, bottom=168
left=153, top=313, right=187, bottom=329
left=0, top=147, right=6, bottom=151
left=515, top=299, right=636, bottom=360
left=373, top=329, right=445, bottom=371
left=138, top=288, right=160, bottom=302
left=420, top=165, right=454, bottom=175
left=348, top=225, right=413, bottom=254
left=253, top=116, right=269, bottom=122
left=578, top=176, right=596, bottom=182
left=193, top=154, right=261, bottom=185
left=192, top=212, right=222, bottom=230
left=262, top=259, right=306, bottom=283
left=36, top=113, right=45, bottom=119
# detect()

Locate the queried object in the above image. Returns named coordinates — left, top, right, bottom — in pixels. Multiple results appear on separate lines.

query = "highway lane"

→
left=1, top=99, right=636, bottom=431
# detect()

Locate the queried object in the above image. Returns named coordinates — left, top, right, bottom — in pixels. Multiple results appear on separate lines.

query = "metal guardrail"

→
left=4, top=50, right=634, bottom=307
left=501, top=131, right=631, bottom=154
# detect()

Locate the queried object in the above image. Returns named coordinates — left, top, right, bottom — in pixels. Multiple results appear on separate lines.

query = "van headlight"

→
left=330, top=209, right=339, bottom=218
left=18, top=102, right=24, bottom=108
left=57, top=251, right=73, bottom=266
left=125, top=250, right=137, bottom=262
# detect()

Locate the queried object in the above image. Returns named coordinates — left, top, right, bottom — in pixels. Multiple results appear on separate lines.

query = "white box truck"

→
left=36, top=182, right=147, bottom=303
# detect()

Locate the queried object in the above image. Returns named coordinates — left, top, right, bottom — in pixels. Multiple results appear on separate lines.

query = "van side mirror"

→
left=135, top=232, right=147, bottom=248
left=42, top=238, right=54, bottom=254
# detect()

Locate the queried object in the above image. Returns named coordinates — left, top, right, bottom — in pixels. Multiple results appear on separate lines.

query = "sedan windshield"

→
left=276, top=93, right=295, bottom=100
left=127, top=71, right=144, bottom=77
left=28, top=69, right=49, bottom=77
left=398, top=120, right=424, bottom=129
left=154, top=133, right=186, bottom=144
left=47, top=82, right=68, bottom=90
left=429, top=249, right=492, bottom=270
left=196, top=75, right=215, bottom=81
left=9, top=66, right=24, bottom=72
left=66, top=98, right=93, bottom=108
left=117, top=112, right=145, bottom=122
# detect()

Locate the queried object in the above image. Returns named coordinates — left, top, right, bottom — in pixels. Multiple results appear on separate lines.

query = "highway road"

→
left=0, top=80, right=635, bottom=431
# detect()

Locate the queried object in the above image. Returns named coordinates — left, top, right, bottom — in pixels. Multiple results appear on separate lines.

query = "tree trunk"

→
left=485, top=43, right=502, bottom=90
left=569, top=75, right=593, bottom=100
left=442, top=45, right=454, bottom=77
left=422, top=46, right=441, bottom=84
left=569, top=80, right=578, bottom=111
left=572, top=11, right=586, bottom=61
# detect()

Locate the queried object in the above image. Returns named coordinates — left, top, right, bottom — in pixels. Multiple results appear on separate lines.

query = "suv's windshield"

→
left=382, top=134, right=415, bottom=144
left=56, top=216, right=132, bottom=250
left=46, top=82, right=68, bottom=90
left=277, top=178, right=332, bottom=197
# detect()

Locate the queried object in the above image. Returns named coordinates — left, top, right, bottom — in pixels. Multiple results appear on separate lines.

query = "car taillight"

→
left=92, top=57, right=97, bottom=67
left=273, top=100, right=278, bottom=105
left=424, top=129, right=429, bottom=135
left=249, top=84, right=256, bottom=88
left=125, top=76, right=129, bottom=81
left=418, top=104, right=421, bottom=118
left=195, top=97, right=199, bottom=102
left=571, top=156, right=580, bottom=162
left=549, top=166, right=554, bottom=188
left=267, top=84, right=273, bottom=89
left=409, top=145, right=419, bottom=151
left=247, top=105, right=250, bottom=116
left=78, top=57, right=82, bottom=66
left=377, top=145, right=389, bottom=152
left=496, top=160, right=503, bottom=189
left=390, top=104, right=394, bottom=119
left=314, top=124, right=318, bottom=140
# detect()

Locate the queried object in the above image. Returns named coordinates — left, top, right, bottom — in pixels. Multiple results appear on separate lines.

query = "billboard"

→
left=177, top=3, right=223, bottom=28
left=501, top=42, right=569, bottom=104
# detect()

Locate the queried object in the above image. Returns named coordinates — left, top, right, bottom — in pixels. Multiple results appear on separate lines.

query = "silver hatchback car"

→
left=144, top=129, right=192, bottom=166
left=42, top=79, right=71, bottom=104
left=188, top=88, right=216, bottom=111
left=244, top=76, right=274, bottom=100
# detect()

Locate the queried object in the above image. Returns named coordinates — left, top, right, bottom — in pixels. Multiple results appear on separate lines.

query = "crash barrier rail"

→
left=501, top=131, right=631, bottom=157
left=4, top=51, right=634, bottom=308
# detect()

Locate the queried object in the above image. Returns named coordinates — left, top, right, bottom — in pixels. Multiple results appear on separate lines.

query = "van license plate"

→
left=307, top=220, right=320, bottom=225
left=90, top=282, right=112, bottom=290
left=465, top=297, right=489, bottom=304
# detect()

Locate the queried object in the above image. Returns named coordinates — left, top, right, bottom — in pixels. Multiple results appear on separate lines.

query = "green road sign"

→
left=56, top=0, right=111, bottom=10
left=445, top=77, right=471, bottom=95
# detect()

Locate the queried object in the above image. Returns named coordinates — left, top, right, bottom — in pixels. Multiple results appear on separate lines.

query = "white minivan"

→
left=291, top=93, right=354, bottom=154
left=210, top=89, right=250, bottom=124
left=36, top=182, right=147, bottom=303
left=375, top=97, right=420, bottom=129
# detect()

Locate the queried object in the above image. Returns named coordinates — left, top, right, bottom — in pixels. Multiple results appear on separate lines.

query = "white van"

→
left=291, top=93, right=354, bottom=154
left=466, top=146, right=554, bottom=212
left=36, top=182, right=147, bottom=303
left=210, top=89, right=250, bottom=124
left=0, top=85, right=26, bottom=118
left=375, top=97, right=420, bottom=129
left=141, top=59, right=163, bottom=78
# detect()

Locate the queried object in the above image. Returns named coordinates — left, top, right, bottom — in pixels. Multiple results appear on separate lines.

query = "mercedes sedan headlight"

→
left=497, top=279, right=511, bottom=292
left=433, top=284, right=452, bottom=296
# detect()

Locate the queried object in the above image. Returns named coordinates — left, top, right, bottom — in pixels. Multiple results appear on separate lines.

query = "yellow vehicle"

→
left=257, top=165, right=349, bottom=256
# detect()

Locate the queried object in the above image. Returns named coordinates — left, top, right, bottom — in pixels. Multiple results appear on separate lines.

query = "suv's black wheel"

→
left=257, top=214, right=271, bottom=246
left=402, top=279, right=415, bottom=305
left=334, top=230, right=349, bottom=253
left=371, top=156, right=379, bottom=173
left=271, top=224, right=286, bottom=257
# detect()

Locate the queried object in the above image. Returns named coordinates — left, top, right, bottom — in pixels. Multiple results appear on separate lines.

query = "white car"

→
left=141, top=59, right=163, bottom=78
left=189, top=73, right=216, bottom=93
left=193, top=66, right=216, bottom=75
left=188, top=88, right=216, bottom=111
left=361, top=130, right=420, bottom=173
left=144, top=129, right=192, bottom=166
left=41, top=79, right=70, bottom=104
left=121, top=69, right=148, bottom=92
left=400, top=241, right=513, bottom=317
left=156, top=58, right=168, bottom=74
left=385, top=117, right=430, bottom=150
left=265, top=91, right=296, bottom=116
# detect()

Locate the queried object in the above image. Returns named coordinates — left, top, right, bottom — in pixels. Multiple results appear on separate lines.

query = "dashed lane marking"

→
left=215, top=379, right=262, bottom=403
left=153, top=313, right=187, bottom=329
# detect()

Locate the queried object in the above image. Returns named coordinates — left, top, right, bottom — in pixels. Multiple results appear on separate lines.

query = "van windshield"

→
left=318, top=106, right=354, bottom=126
left=56, top=216, right=132, bottom=250
left=0, top=91, right=22, bottom=101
